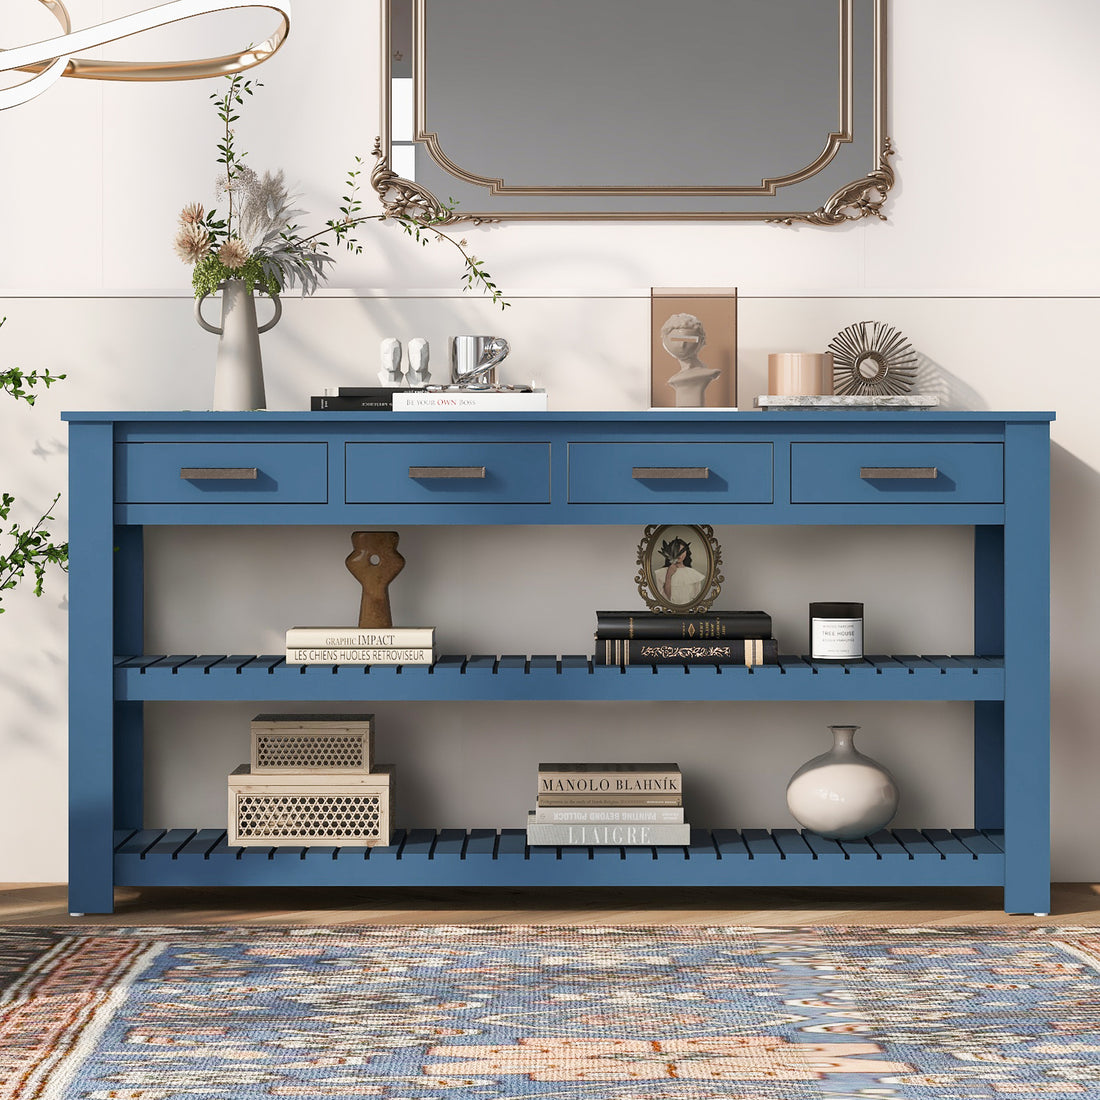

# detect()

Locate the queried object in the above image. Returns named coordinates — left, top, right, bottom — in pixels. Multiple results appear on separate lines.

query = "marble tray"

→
left=754, top=395, right=941, bottom=410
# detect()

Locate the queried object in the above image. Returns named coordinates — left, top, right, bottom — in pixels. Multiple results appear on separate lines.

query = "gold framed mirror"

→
left=375, top=0, right=892, bottom=223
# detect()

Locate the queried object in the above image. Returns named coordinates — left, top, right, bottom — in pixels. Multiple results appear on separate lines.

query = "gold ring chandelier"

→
left=1, top=0, right=291, bottom=110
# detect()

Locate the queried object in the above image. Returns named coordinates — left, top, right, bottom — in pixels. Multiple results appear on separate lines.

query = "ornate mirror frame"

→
left=374, top=0, right=892, bottom=224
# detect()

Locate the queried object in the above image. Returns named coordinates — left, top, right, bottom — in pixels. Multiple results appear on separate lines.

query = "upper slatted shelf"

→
left=114, top=653, right=1005, bottom=702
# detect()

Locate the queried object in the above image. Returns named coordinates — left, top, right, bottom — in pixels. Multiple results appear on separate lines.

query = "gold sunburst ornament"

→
left=0, top=0, right=291, bottom=111
left=828, top=320, right=918, bottom=397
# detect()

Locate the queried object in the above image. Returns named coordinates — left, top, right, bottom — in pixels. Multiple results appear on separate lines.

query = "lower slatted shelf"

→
left=113, top=826, right=1005, bottom=889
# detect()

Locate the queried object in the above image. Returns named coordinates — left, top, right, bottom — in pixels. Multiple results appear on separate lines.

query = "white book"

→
left=285, top=647, right=433, bottom=665
left=528, top=806, right=685, bottom=824
left=392, top=390, right=548, bottom=411
left=525, top=819, right=691, bottom=846
left=286, top=626, right=435, bottom=648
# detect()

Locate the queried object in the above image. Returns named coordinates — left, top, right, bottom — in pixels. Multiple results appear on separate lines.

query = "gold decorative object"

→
left=828, top=320, right=918, bottom=397
left=346, top=531, right=405, bottom=629
left=1, top=0, right=291, bottom=111
left=634, top=524, right=724, bottom=614
left=768, top=139, right=897, bottom=227
left=370, top=139, right=494, bottom=226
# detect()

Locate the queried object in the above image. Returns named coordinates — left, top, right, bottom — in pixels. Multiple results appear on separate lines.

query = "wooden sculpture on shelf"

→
left=346, top=531, right=405, bottom=628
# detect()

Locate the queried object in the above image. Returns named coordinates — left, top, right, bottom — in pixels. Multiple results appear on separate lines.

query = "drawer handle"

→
left=860, top=466, right=939, bottom=480
left=180, top=467, right=259, bottom=480
left=408, top=465, right=487, bottom=479
left=632, top=466, right=710, bottom=480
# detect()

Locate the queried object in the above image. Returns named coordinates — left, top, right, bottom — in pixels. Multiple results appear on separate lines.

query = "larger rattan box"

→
left=249, top=713, right=374, bottom=773
left=228, top=764, right=393, bottom=846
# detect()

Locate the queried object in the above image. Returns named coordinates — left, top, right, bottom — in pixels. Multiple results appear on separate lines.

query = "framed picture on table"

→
left=635, top=524, right=724, bottom=613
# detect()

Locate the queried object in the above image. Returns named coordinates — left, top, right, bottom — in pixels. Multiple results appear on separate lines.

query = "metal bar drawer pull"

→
left=180, top=467, right=258, bottom=480
left=632, top=466, right=710, bottom=480
left=408, top=465, right=487, bottom=479
left=860, top=466, right=939, bottom=480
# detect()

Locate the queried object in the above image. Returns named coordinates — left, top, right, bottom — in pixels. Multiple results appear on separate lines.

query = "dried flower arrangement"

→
left=174, top=74, right=507, bottom=306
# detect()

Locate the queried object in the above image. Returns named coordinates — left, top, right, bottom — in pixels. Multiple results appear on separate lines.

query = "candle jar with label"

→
left=809, top=601, right=864, bottom=661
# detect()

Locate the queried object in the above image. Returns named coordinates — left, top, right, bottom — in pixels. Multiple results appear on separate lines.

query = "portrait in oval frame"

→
left=635, top=524, right=724, bottom=613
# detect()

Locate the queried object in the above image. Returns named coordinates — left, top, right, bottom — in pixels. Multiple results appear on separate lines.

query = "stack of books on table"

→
left=311, top=387, right=548, bottom=412
left=593, top=609, right=779, bottom=668
left=526, top=762, right=690, bottom=846
left=284, top=627, right=435, bottom=666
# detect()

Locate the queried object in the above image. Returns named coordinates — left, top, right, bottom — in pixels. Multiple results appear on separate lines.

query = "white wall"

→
left=1, top=1, right=1098, bottom=883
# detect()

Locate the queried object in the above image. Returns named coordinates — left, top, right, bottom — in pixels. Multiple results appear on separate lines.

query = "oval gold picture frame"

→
left=635, top=524, right=724, bottom=613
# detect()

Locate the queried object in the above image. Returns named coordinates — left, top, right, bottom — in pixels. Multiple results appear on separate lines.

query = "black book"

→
left=594, top=637, right=780, bottom=667
left=595, top=610, right=772, bottom=640
left=311, top=394, right=396, bottom=411
left=333, top=387, right=426, bottom=397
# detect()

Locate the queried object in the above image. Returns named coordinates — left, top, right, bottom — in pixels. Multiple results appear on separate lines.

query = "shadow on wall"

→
left=1048, top=441, right=1100, bottom=876
left=912, top=352, right=989, bottom=411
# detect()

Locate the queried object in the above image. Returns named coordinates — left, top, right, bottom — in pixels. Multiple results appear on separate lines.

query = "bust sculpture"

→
left=378, top=337, right=403, bottom=387
left=406, top=337, right=431, bottom=386
left=661, top=313, right=721, bottom=407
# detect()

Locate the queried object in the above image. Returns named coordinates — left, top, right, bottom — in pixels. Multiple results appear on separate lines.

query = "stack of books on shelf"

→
left=526, top=762, right=690, bottom=846
left=311, top=387, right=548, bottom=412
left=227, top=713, right=394, bottom=847
left=284, top=627, right=435, bottom=666
left=593, top=610, right=779, bottom=668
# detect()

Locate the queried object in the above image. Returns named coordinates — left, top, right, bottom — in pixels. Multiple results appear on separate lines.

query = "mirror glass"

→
left=377, top=0, right=891, bottom=223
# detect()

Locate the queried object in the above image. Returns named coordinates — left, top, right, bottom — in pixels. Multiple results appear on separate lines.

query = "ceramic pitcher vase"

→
left=195, top=278, right=282, bottom=410
left=785, top=724, right=899, bottom=840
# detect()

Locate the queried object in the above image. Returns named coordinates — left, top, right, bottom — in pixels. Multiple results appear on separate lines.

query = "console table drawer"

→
left=791, top=443, right=1004, bottom=503
left=346, top=442, right=551, bottom=503
left=568, top=442, right=772, bottom=503
left=115, top=443, right=328, bottom=503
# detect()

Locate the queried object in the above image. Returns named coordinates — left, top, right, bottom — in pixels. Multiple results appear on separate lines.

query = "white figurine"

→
left=661, top=313, right=721, bottom=407
left=378, top=337, right=403, bottom=387
left=406, top=337, right=430, bottom=386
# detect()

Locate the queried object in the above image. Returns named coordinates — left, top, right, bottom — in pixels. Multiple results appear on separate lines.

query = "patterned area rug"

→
left=1, top=925, right=1100, bottom=1099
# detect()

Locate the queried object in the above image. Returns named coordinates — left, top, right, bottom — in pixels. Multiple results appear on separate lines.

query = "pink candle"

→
left=768, top=352, right=834, bottom=396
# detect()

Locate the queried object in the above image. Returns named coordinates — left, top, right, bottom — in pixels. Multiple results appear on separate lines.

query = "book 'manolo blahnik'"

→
left=286, top=627, right=435, bottom=649
left=536, top=762, right=683, bottom=806
left=525, top=815, right=691, bottom=846
left=285, top=647, right=433, bottom=665
left=595, top=610, right=772, bottom=640
left=537, top=763, right=681, bottom=794
left=529, top=805, right=685, bottom=824
left=595, top=637, right=779, bottom=667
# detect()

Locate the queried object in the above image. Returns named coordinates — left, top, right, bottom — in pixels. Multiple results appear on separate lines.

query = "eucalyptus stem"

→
left=295, top=212, right=509, bottom=310
left=180, top=76, right=508, bottom=306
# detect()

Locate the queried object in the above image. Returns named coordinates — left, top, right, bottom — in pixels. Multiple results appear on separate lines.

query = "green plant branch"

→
left=0, top=317, right=69, bottom=615
left=0, top=492, right=69, bottom=613
left=292, top=162, right=509, bottom=309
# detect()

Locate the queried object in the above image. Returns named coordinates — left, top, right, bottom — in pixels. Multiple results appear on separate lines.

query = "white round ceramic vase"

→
left=785, top=724, right=899, bottom=840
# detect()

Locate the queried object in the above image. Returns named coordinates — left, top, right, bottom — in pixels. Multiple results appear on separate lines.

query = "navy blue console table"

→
left=62, top=410, right=1053, bottom=914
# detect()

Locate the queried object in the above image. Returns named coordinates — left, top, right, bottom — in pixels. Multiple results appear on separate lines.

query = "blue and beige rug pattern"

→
left=1, top=924, right=1099, bottom=1098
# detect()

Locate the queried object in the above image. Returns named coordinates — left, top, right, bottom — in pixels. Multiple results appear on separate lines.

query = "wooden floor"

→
left=1, top=883, right=1098, bottom=926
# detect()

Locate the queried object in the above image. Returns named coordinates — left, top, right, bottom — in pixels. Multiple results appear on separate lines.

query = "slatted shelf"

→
left=112, top=826, right=1006, bottom=888
left=115, top=653, right=1005, bottom=702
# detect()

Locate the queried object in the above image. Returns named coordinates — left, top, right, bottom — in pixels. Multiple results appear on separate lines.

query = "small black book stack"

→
left=593, top=610, right=778, bottom=667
